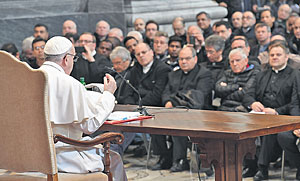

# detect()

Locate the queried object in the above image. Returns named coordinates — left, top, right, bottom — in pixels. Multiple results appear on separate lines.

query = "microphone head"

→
left=104, top=66, right=115, bottom=71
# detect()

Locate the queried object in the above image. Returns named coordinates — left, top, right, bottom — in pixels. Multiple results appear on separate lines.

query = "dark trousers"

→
left=277, top=131, right=300, bottom=168
left=258, top=134, right=282, bottom=167
left=172, top=136, right=188, bottom=161
left=151, top=134, right=188, bottom=162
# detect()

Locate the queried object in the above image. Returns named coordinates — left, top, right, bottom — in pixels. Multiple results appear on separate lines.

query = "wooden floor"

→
left=124, top=145, right=298, bottom=181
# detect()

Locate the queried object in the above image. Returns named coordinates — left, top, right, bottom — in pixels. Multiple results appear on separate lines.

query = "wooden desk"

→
left=101, top=105, right=300, bottom=181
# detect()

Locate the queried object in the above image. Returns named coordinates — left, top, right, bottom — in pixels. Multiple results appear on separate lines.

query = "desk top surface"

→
left=100, top=105, right=300, bottom=140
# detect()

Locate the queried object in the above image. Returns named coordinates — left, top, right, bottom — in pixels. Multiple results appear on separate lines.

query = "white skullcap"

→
left=44, top=36, right=72, bottom=55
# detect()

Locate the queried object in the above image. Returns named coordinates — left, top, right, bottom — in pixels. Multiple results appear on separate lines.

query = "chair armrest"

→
left=53, top=132, right=124, bottom=147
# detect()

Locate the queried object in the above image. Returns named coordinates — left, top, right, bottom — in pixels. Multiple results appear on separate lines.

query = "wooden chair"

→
left=0, top=51, right=123, bottom=181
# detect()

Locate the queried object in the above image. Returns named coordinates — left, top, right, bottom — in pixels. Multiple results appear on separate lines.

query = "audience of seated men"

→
left=242, top=40, right=299, bottom=180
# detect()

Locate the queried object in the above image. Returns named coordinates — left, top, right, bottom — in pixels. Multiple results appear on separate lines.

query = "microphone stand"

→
left=105, top=66, right=151, bottom=116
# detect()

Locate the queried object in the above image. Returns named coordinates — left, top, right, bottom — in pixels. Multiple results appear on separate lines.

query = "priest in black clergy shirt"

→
left=151, top=47, right=213, bottom=171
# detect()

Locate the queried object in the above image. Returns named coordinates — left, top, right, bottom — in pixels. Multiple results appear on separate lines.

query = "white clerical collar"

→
left=143, top=60, right=154, bottom=74
left=272, top=63, right=287, bottom=73
left=43, top=61, right=65, bottom=73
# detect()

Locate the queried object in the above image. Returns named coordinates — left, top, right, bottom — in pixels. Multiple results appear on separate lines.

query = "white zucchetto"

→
left=44, top=36, right=72, bottom=55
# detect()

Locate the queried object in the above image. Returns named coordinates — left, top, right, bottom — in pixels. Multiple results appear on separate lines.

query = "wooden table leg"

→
left=190, top=137, right=256, bottom=181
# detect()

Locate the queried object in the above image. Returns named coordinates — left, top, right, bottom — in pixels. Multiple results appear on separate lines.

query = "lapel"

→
left=273, top=66, right=292, bottom=96
left=257, top=68, right=272, bottom=100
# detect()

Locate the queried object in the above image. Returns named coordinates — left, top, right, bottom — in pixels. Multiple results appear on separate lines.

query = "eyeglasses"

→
left=34, top=45, right=45, bottom=51
left=242, top=16, right=254, bottom=20
left=79, top=40, right=94, bottom=44
left=66, top=53, right=79, bottom=62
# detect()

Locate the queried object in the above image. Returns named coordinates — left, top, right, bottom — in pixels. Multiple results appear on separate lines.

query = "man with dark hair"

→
left=33, top=23, right=49, bottom=40
left=250, top=23, right=272, bottom=58
left=123, top=36, right=138, bottom=61
left=201, top=35, right=228, bottom=85
left=97, top=39, right=113, bottom=58
left=196, top=11, right=213, bottom=39
left=30, top=37, right=47, bottom=69
left=242, top=41, right=299, bottom=180
left=144, top=20, right=159, bottom=49
left=71, top=32, right=109, bottom=84
left=124, top=42, right=171, bottom=106
left=215, top=21, right=233, bottom=59
left=234, top=11, right=256, bottom=46
left=260, top=9, right=285, bottom=35
left=164, top=35, right=183, bottom=70
left=161, top=47, right=213, bottom=172
left=1, top=43, right=19, bottom=59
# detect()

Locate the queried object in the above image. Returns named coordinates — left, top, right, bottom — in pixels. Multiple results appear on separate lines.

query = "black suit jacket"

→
left=124, top=59, right=171, bottom=106
left=243, top=66, right=298, bottom=115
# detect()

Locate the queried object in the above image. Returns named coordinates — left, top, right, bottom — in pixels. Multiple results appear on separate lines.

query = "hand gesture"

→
left=104, top=74, right=117, bottom=94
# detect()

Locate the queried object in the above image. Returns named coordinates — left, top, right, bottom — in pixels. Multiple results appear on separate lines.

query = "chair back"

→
left=0, top=51, right=57, bottom=175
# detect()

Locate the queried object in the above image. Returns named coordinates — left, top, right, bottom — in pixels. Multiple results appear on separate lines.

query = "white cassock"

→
left=40, top=61, right=125, bottom=180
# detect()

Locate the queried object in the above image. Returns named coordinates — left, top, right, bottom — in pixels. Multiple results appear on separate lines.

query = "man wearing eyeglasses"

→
left=27, top=37, right=47, bottom=69
left=160, top=47, right=213, bottom=172
left=71, top=32, right=109, bottom=84
left=39, top=36, right=127, bottom=180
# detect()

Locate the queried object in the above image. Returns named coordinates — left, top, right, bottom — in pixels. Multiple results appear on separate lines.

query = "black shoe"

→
left=296, top=168, right=300, bottom=180
left=253, top=169, right=268, bottom=181
left=151, top=156, right=172, bottom=170
left=242, top=167, right=258, bottom=178
left=170, top=159, right=189, bottom=172
left=132, top=145, right=147, bottom=157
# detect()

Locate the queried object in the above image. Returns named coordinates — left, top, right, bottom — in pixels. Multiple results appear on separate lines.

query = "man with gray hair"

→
left=108, top=28, right=124, bottom=42
left=94, top=20, right=110, bottom=47
left=215, top=48, right=260, bottom=112
left=39, top=36, right=127, bottom=180
left=153, top=31, right=169, bottom=62
left=201, top=35, right=228, bottom=85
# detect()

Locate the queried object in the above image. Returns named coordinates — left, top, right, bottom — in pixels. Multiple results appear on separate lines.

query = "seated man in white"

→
left=39, top=36, right=127, bottom=181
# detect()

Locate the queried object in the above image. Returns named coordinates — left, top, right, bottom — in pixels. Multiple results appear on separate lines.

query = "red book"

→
left=104, top=116, right=153, bottom=125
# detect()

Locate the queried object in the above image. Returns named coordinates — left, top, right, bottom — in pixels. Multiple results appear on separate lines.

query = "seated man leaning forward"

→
left=39, top=36, right=127, bottom=181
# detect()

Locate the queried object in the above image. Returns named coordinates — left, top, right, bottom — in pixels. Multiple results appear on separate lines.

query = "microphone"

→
left=104, top=66, right=150, bottom=116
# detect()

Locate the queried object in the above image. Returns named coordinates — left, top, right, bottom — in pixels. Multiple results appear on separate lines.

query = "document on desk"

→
left=104, top=111, right=153, bottom=124
left=249, top=110, right=265, bottom=114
